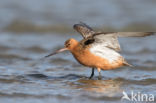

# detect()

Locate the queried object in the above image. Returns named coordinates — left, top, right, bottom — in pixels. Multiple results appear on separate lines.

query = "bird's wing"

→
left=94, top=32, right=155, bottom=37
left=73, top=22, right=95, bottom=38
left=88, top=32, right=155, bottom=52
left=73, top=22, right=155, bottom=51
left=91, top=33, right=121, bottom=51
left=116, top=32, right=155, bottom=37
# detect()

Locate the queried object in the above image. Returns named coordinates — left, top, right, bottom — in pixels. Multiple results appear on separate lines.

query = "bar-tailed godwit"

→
left=45, top=22, right=154, bottom=80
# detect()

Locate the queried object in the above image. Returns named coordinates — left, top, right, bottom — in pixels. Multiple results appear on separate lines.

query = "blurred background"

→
left=1, top=0, right=156, bottom=32
left=0, top=0, right=156, bottom=103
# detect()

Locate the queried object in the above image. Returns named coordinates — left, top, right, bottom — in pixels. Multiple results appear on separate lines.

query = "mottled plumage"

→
left=73, top=22, right=95, bottom=38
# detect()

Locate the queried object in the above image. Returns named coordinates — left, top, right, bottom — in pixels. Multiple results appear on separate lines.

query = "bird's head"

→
left=64, top=38, right=78, bottom=50
left=45, top=38, right=78, bottom=58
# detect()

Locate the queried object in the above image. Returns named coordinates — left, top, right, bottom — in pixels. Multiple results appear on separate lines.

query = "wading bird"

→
left=45, top=22, right=154, bottom=80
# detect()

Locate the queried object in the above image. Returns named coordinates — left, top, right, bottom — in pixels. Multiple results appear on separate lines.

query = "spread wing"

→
left=73, top=22, right=155, bottom=52
left=91, top=32, right=155, bottom=52
left=92, top=33, right=121, bottom=51
left=93, top=32, right=155, bottom=37
left=73, top=22, right=95, bottom=38
left=116, top=32, right=155, bottom=37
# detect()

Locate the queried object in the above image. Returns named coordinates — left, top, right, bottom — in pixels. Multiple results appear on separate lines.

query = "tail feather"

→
left=123, top=61, right=133, bottom=67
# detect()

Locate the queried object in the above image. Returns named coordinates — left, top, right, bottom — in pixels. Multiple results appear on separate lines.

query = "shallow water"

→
left=0, top=32, right=156, bottom=103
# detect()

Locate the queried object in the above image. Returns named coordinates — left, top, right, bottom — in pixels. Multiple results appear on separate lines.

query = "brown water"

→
left=0, top=32, right=156, bottom=103
left=0, top=0, right=156, bottom=103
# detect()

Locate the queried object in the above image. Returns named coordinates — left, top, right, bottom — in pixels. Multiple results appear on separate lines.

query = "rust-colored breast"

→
left=71, top=44, right=124, bottom=70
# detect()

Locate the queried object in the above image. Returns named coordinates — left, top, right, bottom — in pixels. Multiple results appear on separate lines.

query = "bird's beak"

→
left=45, top=48, right=68, bottom=58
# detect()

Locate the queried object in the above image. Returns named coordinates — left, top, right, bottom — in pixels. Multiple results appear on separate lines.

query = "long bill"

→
left=45, top=48, right=68, bottom=58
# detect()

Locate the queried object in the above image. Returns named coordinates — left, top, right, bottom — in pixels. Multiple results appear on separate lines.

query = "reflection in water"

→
left=69, top=79, right=123, bottom=97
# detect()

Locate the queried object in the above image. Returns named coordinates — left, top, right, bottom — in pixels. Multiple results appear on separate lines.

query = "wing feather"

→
left=73, top=22, right=95, bottom=38
left=93, top=33, right=121, bottom=51
left=116, top=32, right=155, bottom=37
left=91, top=32, right=155, bottom=52
left=93, top=32, right=155, bottom=37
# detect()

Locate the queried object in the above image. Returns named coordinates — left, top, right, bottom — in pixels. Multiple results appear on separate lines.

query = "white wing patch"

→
left=90, top=44, right=121, bottom=63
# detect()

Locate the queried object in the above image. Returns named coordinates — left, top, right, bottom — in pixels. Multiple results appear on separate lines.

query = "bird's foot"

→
left=98, top=76, right=102, bottom=80
left=89, top=77, right=93, bottom=79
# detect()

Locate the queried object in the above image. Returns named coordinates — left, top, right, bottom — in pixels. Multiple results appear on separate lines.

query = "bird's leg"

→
left=89, top=68, right=94, bottom=79
left=97, top=68, right=102, bottom=80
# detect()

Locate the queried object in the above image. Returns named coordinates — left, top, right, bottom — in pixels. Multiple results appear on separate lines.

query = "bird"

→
left=45, top=22, right=154, bottom=80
